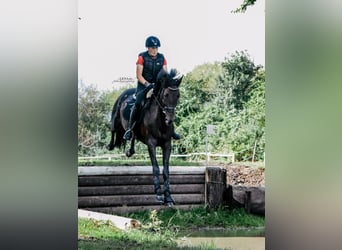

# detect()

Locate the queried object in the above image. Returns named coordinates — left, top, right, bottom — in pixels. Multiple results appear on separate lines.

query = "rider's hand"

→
left=146, top=82, right=154, bottom=91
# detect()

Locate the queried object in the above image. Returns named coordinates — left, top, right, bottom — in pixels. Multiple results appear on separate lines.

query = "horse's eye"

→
left=164, top=93, right=168, bottom=98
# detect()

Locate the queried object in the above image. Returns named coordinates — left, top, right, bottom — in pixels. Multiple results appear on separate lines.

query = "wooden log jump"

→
left=78, top=166, right=206, bottom=214
left=78, top=166, right=265, bottom=215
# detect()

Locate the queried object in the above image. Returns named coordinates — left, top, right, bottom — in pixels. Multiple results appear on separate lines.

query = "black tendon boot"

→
left=153, top=176, right=164, bottom=204
left=164, top=190, right=175, bottom=207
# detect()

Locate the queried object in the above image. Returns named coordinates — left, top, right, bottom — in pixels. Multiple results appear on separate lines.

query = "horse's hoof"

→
left=156, top=195, right=164, bottom=204
left=164, top=196, right=175, bottom=207
left=106, top=144, right=114, bottom=151
left=166, top=201, right=175, bottom=207
left=125, top=150, right=135, bottom=157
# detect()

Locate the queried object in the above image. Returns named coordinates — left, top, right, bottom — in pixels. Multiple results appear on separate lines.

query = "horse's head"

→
left=156, top=68, right=183, bottom=126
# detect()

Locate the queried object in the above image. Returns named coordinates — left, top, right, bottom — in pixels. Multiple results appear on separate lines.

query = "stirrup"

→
left=123, top=129, right=132, bottom=140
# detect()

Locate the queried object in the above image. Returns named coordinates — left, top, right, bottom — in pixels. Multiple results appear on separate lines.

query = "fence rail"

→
left=78, top=152, right=235, bottom=163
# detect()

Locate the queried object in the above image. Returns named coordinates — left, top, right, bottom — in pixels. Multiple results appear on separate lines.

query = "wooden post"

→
left=205, top=167, right=226, bottom=208
left=244, top=190, right=251, bottom=213
left=252, top=140, right=257, bottom=162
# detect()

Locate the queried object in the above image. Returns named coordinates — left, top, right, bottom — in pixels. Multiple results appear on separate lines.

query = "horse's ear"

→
left=177, top=75, right=183, bottom=86
left=173, top=73, right=183, bottom=87
left=170, top=69, right=183, bottom=87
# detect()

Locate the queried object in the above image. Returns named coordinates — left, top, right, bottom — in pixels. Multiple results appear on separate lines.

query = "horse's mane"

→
left=155, top=68, right=181, bottom=93
left=169, top=68, right=180, bottom=80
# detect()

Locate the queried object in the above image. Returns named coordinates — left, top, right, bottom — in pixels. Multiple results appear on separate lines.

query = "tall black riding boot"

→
left=123, top=105, right=138, bottom=140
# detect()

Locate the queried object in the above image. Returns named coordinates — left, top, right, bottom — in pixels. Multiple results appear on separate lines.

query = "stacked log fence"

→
left=78, top=166, right=265, bottom=215
left=78, top=166, right=206, bottom=214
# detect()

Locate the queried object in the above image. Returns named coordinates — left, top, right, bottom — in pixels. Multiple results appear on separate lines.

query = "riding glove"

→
left=145, top=82, right=154, bottom=91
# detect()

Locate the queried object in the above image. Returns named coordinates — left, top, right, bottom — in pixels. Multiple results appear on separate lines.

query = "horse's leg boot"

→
left=164, top=191, right=175, bottom=207
left=155, top=189, right=164, bottom=204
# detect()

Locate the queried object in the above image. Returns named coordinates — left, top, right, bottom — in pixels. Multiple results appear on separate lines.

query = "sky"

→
left=78, top=0, right=265, bottom=91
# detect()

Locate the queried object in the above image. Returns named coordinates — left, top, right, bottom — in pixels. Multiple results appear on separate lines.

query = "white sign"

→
left=206, top=125, right=216, bottom=135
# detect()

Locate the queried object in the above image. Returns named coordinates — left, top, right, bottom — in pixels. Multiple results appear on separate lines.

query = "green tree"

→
left=175, top=63, right=223, bottom=154
left=219, top=50, right=261, bottom=112
left=175, top=51, right=265, bottom=161
left=227, top=69, right=265, bottom=161
left=233, top=0, right=257, bottom=13
left=78, top=82, right=111, bottom=156
left=177, top=63, right=222, bottom=118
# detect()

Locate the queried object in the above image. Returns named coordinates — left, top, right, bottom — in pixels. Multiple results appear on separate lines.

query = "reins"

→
left=153, top=86, right=179, bottom=114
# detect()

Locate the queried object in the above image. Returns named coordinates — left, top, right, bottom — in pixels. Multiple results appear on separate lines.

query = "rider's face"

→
left=147, top=47, right=158, bottom=57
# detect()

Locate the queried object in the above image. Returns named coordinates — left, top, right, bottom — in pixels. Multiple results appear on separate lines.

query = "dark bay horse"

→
left=107, top=68, right=183, bottom=206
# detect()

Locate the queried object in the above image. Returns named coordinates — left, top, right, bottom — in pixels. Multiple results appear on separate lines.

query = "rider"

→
left=123, top=35, right=181, bottom=141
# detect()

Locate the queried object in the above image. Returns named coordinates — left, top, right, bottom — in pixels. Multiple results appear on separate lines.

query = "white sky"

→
left=78, top=0, right=264, bottom=91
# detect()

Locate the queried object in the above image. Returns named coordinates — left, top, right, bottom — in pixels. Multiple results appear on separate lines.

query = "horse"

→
left=107, top=68, right=183, bottom=206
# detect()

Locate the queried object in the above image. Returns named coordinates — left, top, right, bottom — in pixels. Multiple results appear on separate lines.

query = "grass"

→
left=78, top=218, right=219, bottom=250
left=78, top=218, right=177, bottom=250
left=78, top=207, right=264, bottom=249
left=125, top=206, right=264, bottom=232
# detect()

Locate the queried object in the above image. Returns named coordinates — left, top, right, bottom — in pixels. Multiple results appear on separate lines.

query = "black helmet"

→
left=145, top=36, right=161, bottom=47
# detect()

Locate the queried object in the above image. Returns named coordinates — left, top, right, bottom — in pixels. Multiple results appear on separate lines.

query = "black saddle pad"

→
left=122, top=93, right=149, bottom=122
left=122, top=94, right=135, bottom=121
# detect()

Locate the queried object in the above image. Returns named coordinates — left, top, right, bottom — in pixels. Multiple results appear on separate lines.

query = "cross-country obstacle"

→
left=78, top=166, right=265, bottom=215
left=78, top=166, right=206, bottom=214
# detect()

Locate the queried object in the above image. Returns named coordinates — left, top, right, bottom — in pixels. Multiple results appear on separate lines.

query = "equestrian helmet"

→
left=145, top=36, right=161, bottom=47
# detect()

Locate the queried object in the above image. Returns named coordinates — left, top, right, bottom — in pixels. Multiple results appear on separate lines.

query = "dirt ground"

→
left=223, top=163, right=265, bottom=187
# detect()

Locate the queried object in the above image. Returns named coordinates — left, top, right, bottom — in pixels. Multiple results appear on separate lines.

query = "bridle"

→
left=154, top=86, right=179, bottom=114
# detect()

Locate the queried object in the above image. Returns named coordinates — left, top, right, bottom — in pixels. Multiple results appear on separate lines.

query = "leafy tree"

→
left=174, top=63, right=223, bottom=154
left=233, top=0, right=257, bottom=13
left=78, top=82, right=111, bottom=156
left=175, top=51, right=265, bottom=161
left=219, top=50, right=261, bottom=112
left=227, top=69, right=265, bottom=161
left=176, top=63, right=222, bottom=118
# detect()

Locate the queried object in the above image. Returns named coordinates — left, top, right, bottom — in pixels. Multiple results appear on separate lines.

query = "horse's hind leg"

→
left=106, top=131, right=115, bottom=151
left=125, top=137, right=135, bottom=157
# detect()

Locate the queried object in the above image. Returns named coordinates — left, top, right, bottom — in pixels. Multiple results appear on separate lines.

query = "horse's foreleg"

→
left=125, top=136, right=135, bottom=157
left=106, top=131, right=115, bottom=151
left=147, top=143, right=163, bottom=204
left=162, top=143, right=174, bottom=207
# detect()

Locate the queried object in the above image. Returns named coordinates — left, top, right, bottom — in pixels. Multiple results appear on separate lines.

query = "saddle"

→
left=122, top=90, right=153, bottom=122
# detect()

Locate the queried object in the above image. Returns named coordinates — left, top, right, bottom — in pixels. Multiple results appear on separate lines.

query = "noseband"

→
left=154, top=86, right=179, bottom=114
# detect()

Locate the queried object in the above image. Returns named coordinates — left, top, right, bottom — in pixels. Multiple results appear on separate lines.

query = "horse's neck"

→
left=148, top=98, right=162, bottom=119
left=145, top=98, right=165, bottom=126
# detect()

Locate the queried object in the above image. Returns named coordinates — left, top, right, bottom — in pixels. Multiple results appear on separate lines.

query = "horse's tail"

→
left=108, top=94, right=125, bottom=149
left=107, top=88, right=136, bottom=150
